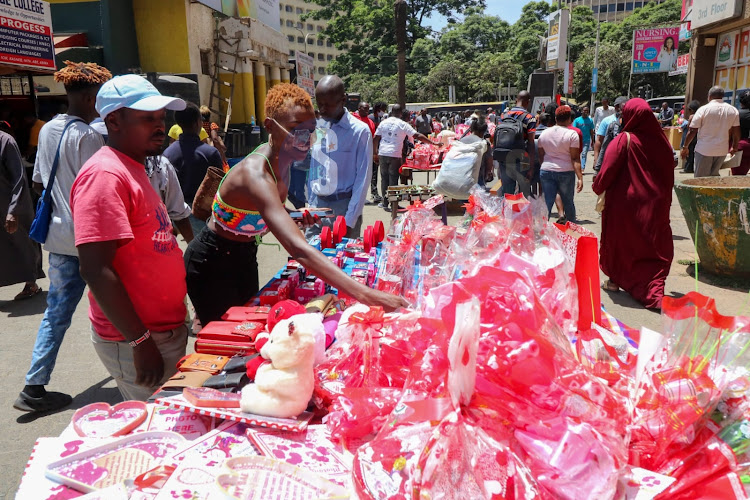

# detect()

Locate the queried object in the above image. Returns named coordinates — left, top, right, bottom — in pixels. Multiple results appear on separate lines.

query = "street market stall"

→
left=15, top=186, right=750, bottom=499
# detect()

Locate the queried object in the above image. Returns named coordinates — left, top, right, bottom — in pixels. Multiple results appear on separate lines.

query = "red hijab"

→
left=620, top=98, right=673, bottom=152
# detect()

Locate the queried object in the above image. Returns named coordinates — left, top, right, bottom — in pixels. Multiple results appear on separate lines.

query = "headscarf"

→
left=620, top=98, right=673, bottom=152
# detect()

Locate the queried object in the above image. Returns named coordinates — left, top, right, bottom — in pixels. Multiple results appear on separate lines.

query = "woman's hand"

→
left=5, top=214, right=17, bottom=234
left=576, top=176, right=584, bottom=193
left=363, top=289, right=409, bottom=312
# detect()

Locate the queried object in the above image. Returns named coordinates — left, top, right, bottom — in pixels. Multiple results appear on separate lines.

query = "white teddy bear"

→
left=240, top=315, right=316, bottom=418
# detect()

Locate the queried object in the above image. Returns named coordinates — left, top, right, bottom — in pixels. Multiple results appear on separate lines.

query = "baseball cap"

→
left=96, top=74, right=186, bottom=119
left=614, top=96, right=629, bottom=107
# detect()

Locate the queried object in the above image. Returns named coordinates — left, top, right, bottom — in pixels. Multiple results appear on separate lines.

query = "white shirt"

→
left=538, top=125, right=579, bottom=172
left=594, top=106, right=615, bottom=129
left=32, top=114, right=105, bottom=256
left=690, top=99, right=740, bottom=157
left=375, top=117, right=416, bottom=158
left=145, top=155, right=192, bottom=221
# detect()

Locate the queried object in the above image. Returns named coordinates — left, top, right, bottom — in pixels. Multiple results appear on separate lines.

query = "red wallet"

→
left=195, top=320, right=262, bottom=357
left=222, top=306, right=271, bottom=323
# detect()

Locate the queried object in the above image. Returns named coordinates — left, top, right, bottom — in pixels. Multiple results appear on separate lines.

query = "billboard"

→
left=632, top=27, right=681, bottom=74
left=0, top=0, right=55, bottom=73
left=669, top=54, right=690, bottom=76
left=295, top=52, right=315, bottom=98
left=546, top=9, right=569, bottom=71
left=196, top=0, right=280, bottom=32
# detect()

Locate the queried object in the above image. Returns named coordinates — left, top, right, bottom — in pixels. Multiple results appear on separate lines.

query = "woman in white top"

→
left=657, top=36, right=678, bottom=72
left=537, top=105, right=583, bottom=222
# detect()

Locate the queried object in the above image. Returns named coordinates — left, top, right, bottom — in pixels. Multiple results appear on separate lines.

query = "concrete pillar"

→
left=241, top=58, right=256, bottom=125
left=254, top=60, right=267, bottom=122
left=281, top=68, right=290, bottom=84
left=270, top=66, right=281, bottom=88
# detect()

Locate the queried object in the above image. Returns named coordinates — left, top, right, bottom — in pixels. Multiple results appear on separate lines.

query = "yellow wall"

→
left=131, top=0, right=190, bottom=73
left=217, top=70, right=257, bottom=126
left=254, top=61, right=267, bottom=122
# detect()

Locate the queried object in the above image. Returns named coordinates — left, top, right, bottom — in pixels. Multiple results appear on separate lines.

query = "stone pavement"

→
left=1, top=167, right=748, bottom=498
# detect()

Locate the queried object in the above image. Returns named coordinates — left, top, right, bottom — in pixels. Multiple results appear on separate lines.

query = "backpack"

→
left=493, top=114, right=526, bottom=160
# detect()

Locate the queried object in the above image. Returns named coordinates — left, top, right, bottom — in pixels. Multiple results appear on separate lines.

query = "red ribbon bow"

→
left=349, top=307, right=386, bottom=327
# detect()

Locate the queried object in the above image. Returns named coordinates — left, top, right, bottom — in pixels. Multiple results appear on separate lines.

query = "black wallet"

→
left=224, top=354, right=260, bottom=374
left=203, top=372, right=249, bottom=390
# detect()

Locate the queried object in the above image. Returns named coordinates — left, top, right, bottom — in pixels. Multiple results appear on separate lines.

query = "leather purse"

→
left=161, top=371, right=212, bottom=390
left=224, top=354, right=260, bottom=374
left=177, top=353, right=230, bottom=374
left=203, top=372, right=249, bottom=390
left=222, top=306, right=271, bottom=323
left=191, top=166, right=225, bottom=221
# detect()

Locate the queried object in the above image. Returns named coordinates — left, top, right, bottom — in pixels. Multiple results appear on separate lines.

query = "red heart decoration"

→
left=72, top=401, right=148, bottom=438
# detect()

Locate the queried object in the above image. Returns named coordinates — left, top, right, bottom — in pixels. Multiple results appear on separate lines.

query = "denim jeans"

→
left=496, top=150, right=531, bottom=197
left=288, top=168, right=308, bottom=209
left=25, top=253, right=87, bottom=386
left=188, top=214, right=207, bottom=237
left=540, top=170, right=577, bottom=222
left=581, top=142, right=590, bottom=170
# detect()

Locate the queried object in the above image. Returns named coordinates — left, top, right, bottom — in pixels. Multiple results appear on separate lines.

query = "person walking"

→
left=733, top=91, right=750, bottom=176
left=494, top=90, right=537, bottom=197
left=593, top=99, right=674, bottom=310
left=14, top=61, right=111, bottom=412
left=593, top=97, right=615, bottom=131
left=415, top=109, right=432, bottom=136
left=373, top=104, right=438, bottom=211
left=71, top=75, right=190, bottom=401
left=537, top=105, right=583, bottom=223
left=307, top=76, right=372, bottom=238
left=572, top=106, right=594, bottom=171
left=593, top=96, right=628, bottom=176
left=679, top=100, right=701, bottom=174
left=352, top=101, right=380, bottom=205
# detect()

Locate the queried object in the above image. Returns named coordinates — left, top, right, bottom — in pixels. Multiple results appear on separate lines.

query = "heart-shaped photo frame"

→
left=72, top=401, right=148, bottom=438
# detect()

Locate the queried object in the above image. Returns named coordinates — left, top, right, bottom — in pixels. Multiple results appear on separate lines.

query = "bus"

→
left=423, top=101, right=508, bottom=117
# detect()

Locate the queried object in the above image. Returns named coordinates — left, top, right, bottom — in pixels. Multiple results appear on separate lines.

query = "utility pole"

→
left=395, top=0, right=407, bottom=110
left=591, top=0, right=601, bottom=111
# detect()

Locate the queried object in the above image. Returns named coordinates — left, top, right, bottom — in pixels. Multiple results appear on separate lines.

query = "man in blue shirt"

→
left=163, top=103, right=223, bottom=235
left=572, top=106, right=595, bottom=171
left=593, top=96, right=627, bottom=175
left=308, top=75, right=372, bottom=238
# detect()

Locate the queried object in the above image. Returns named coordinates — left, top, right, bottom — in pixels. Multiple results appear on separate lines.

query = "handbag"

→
left=29, top=118, right=83, bottom=243
left=596, top=132, right=630, bottom=214
left=191, top=166, right=225, bottom=221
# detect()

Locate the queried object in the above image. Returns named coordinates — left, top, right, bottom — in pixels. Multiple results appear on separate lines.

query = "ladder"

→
left=208, top=19, right=241, bottom=133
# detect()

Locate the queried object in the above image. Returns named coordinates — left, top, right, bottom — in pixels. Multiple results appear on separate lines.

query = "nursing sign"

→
left=632, top=27, right=681, bottom=74
left=0, top=0, right=55, bottom=72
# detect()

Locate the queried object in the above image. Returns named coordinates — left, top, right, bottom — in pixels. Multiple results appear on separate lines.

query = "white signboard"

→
left=690, top=0, right=742, bottom=29
left=195, top=0, right=280, bottom=32
left=546, top=9, right=569, bottom=71
left=669, top=54, right=690, bottom=76
left=295, top=52, right=315, bottom=98
left=0, top=0, right=55, bottom=72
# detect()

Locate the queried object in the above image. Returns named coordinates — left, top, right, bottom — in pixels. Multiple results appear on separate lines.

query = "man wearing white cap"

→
left=70, top=75, right=189, bottom=401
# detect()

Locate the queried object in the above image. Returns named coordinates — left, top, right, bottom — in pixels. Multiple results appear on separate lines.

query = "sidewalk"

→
left=0, top=167, right=747, bottom=497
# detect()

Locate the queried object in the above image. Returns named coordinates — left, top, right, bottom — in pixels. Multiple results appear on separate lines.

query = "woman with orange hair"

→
left=184, top=84, right=407, bottom=323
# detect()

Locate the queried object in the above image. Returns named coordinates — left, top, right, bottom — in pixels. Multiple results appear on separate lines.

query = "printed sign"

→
left=0, top=0, right=55, bottom=72
left=195, top=0, right=280, bottom=32
left=690, top=0, right=742, bottom=30
left=546, top=9, right=569, bottom=71
left=564, top=62, right=574, bottom=94
left=632, top=27, right=681, bottom=74
left=592, top=67, right=598, bottom=93
left=715, top=29, right=740, bottom=69
left=295, top=51, right=315, bottom=98
left=669, top=54, right=690, bottom=76
left=680, top=0, right=693, bottom=40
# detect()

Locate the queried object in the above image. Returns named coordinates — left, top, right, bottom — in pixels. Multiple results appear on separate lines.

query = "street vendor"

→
left=184, top=83, right=407, bottom=325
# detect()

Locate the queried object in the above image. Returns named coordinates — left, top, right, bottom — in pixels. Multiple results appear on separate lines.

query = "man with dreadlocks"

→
left=14, top=61, right=111, bottom=412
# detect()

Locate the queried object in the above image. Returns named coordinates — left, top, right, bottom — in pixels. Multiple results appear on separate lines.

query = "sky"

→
left=426, top=1, right=526, bottom=33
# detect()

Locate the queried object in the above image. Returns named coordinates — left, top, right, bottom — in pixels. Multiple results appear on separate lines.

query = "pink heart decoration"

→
left=72, top=401, right=148, bottom=438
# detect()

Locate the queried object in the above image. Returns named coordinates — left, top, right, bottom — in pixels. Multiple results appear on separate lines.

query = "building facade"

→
left=45, top=0, right=292, bottom=126
left=561, top=0, right=666, bottom=22
left=278, top=0, right=342, bottom=79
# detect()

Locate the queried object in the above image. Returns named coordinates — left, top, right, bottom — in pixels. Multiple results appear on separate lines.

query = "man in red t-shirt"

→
left=71, top=75, right=188, bottom=401
left=352, top=101, right=381, bottom=204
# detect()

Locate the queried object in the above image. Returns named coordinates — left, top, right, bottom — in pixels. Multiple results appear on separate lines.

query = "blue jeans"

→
left=288, top=168, right=308, bottom=209
left=25, top=253, right=87, bottom=385
left=188, top=214, right=207, bottom=237
left=540, top=170, right=577, bottom=222
left=496, top=150, right=531, bottom=197
left=581, top=142, right=590, bottom=170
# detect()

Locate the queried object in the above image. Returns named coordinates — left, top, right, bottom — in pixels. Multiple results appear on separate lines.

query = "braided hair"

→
left=54, top=60, right=112, bottom=93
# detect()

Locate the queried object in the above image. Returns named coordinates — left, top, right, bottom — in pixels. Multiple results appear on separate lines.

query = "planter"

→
left=674, top=177, right=750, bottom=277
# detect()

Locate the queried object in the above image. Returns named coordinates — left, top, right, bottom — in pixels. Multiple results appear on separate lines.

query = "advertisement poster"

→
left=546, top=9, right=569, bottom=71
left=196, top=0, right=280, bottom=31
left=715, top=29, right=740, bottom=69
left=680, top=0, right=692, bottom=40
left=632, top=27, right=681, bottom=74
left=0, top=0, right=55, bottom=72
left=564, top=62, right=574, bottom=94
left=295, top=52, right=315, bottom=98
left=669, top=54, right=690, bottom=76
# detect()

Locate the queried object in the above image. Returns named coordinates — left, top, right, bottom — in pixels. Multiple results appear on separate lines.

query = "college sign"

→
left=690, top=0, right=742, bottom=30
left=0, top=0, right=55, bottom=72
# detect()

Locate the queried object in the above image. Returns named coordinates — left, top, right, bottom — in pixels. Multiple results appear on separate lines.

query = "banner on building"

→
left=680, top=0, right=692, bottom=40
left=196, top=0, right=280, bottom=32
left=0, top=0, right=55, bottom=73
left=564, top=62, right=574, bottom=94
left=295, top=52, right=315, bottom=97
left=690, top=0, right=742, bottom=30
left=546, top=9, right=569, bottom=71
left=632, top=27, right=681, bottom=74
left=669, top=54, right=690, bottom=76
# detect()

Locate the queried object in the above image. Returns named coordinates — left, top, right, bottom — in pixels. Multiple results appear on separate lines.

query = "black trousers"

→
left=184, top=227, right=259, bottom=324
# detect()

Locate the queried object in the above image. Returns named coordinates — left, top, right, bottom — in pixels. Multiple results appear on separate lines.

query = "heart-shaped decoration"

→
left=72, top=401, right=148, bottom=438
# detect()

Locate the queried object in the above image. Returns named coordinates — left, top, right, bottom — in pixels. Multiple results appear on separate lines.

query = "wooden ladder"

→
left=208, top=20, right=241, bottom=132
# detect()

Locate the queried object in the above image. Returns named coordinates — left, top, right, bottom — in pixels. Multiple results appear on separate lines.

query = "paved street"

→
left=1, top=167, right=748, bottom=498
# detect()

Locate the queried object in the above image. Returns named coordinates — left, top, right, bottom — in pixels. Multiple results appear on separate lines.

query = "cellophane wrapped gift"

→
left=628, top=292, right=750, bottom=499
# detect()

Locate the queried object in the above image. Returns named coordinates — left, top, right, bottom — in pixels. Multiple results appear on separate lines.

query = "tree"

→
left=437, top=7, right=510, bottom=62
left=409, top=38, right=438, bottom=75
left=511, top=1, right=553, bottom=87
left=567, top=6, right=596, bottom=64
left=573, top=42, right=632, bottom=103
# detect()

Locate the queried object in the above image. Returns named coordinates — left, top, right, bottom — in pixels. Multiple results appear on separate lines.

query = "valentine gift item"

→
left=240, top=315, right=316, bottom=418
left=432, top=138, right=487, bottom=199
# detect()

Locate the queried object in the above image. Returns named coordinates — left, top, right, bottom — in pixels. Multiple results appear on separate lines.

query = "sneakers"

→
left=14, top=390, right=72, bottom=412
left=377, top=202, right=386, bottom=209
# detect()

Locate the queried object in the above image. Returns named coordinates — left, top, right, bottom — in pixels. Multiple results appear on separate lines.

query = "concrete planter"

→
left=674, top=177, right=750, bottom=277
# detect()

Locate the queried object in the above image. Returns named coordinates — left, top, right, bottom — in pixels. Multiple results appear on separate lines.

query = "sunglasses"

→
left=271, top=118, right=317, bottom=150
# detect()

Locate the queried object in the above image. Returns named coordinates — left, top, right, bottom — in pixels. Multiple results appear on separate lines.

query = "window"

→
left=290, top=49, right=295, bottom=56
left=200, top=49, right=211, bottom=75
left=296, top=7, right=303, bottom=14
left=626, top=2, right=633, bottom=9
left=327, top=54, right=333, bottom=61
left=317, top=39, right=324, bottom=46
left=296, top=21, right=302, bottom=28
left=318, top=67, right=325, bottom=75
left=317, top=25, right=323, bottom=32
left=308, top=52, right=315, bottom=59
left=285, top=5, right=292, bottom=12
left=287, top=34, right=295, bottom=42
left=617, top=3, right=625, bottom=11
left=279, top=3, right=283, bottom=10
left=297, top=36, right=304, bottom=44
left=635, top=1, right=643, bottom=6
left=318, top=53, right=324, bottom=60
left=307, top=24, right=314, bottom=31
left=286, top=20, right=294, bottom=27
left=326, top=40, right=332, bottom=47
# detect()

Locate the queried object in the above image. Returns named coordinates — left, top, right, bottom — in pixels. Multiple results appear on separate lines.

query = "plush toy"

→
left=240, top=315, right=316, bottom=418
